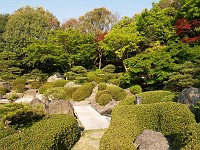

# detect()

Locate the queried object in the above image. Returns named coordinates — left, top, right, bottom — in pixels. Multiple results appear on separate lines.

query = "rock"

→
left=0, top=99, right=11, bottom=104
left=23, top=89, right=37, bottom=99
left=64, top=81, right=81, bottom=87
left=47, top=72, right=64, bottom=82
left=0, top=82, right=11, bottom=91
left=30, top=98, right=48, bottom=112
left=35, top=93, right=50, bottom=106
left=134, top=130, right=171, bottom=150
left=178, top=87, right=200, bottom=111
left=47, top=100, right=74, bottom=116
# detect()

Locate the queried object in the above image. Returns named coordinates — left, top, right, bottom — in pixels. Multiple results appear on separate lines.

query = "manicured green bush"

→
left=100, top=102, right=199, bottom=150
left=0, top=121, right=12, bottom=140
left=75, top=76, right=88, bottom=83
left=14, top=84, right=25, bottom=93
left=12, top=78, right=26, bottom=88
left=102, top=64, right=116, bottom=73
left=52, top=79, right=67, bottom=87
left=0, top=86, right=7, bottom=95
left=7, top=93, right=19, bottom=101
left=120, top=90, right=176, bottom=105
left=72, top=83, right=95, bottom=101
left=130, top=85, right=142, bottom=94
left=87, top=72, right=102, bottom=83
left=95, top=90, right=110, bottom=101
left=30, top=81, right=42, bottom=89
left=71, top=66, right=87, bottom=74
left=98, top=82, right=107, bottom=91
left=106, top=86, right=126, bottom=101
left=0, top=114, right=79, bottom=150
left=65, top=71, right=77, bottom=80
left=109, top=79, right=120, bottom=86
left=64, top=87, right=78, bottom=100
left=97, top=94, right=113, bottom=106
left=38, top=82, right=54, bottom=94
left=193, top=101, right=200, bottom=123
left=44, top=87, right=66, bottom=100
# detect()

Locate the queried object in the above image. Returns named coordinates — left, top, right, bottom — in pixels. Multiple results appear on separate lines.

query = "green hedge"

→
left=0, top=114, right=79, bottom=150
left=38, top=82, right=54, bottom=94
left=130, top=85, right=142, bottom=95
left=97, top=94, right=112, bottom=106
left=44, top=87, right=66, bottom=100
left=52, top=79, right=67, bottom=87
left=87, top=72, right=102, bottom=84
left=0, top=86, right=7, bottom=95
left=30, top=81, right=42, bottom=89
left=72, top=83, right=95, bottom=101
left=64, top=87, right=78, bottom=100
left=100, top=102, right=199, bottom=150
left=98, top=82, right=107, bottom=91
left=106, top=86, right=126, bottom=101
left=109, top=79, right=120, bottom=86
left=120, top=90, right=176, bottom=105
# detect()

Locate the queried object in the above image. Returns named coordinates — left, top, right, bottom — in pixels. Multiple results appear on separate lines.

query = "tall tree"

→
left=61, top=18, right=80, bottom=30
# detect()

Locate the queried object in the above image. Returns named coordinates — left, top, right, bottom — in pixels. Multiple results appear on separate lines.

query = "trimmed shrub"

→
left=0, top=121, right=12, bottom=140
left=75, top=76, right=88, bottom=84
left=12, top=78, right=26, bottom=88
left=44, top=87, right=66, bottom=100
left=30, top=81, right=41, bottom=89
left=72, top=83, right=95, bottom=101
left=87, top=72, right=102, bottom=83
left=65, top=71, right=77, bottom=80
left=193, top=101, right=200, bottom=122
left=52, top=79, right=67, bottom=87
left=64, top=87, right=78, bottom=100
left=38, top=82, right=54, bottom=94
left=120, top=90, right=176, bottom=105
left=106, top=86, right=126, bottom=101
left=0, top=114, right=79, bottom=150
left=100, top=102, right=198, bottom=150
left=7, top=93, right=19, bottom=101
left=0, top=86, right=7, bottom=95
left=97, top=94, right=112, bottom=106
left=130, top=85, right=142, bottom=94
left=102, top=64, right=116, bottom=73
left=95, top=90, right=110, bottom=101
left=98, top=82, right=107, bottom=91
left=14, top=84, right=25, bottom=93
left=71, top=66, right=87, bottom=74
left=109, top=79, right=120, bottom=86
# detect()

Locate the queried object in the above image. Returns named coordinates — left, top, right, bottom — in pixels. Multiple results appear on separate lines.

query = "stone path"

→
left=73, top=105, right=110, bottom=130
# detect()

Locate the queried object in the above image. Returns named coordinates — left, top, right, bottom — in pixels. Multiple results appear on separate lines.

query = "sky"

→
left=0, top=0, right=160, bottom=23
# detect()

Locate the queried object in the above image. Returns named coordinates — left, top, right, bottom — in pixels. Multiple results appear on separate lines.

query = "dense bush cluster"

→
left=30, top=81, right=42, bottom=89
left=98, top=82, right=107, bottom=91
left=0, top=114, right=79, bottom=150
left=38, top=82, right=54, bottom=94
left=52, top=79, right=67, bottom=87
left=130, top=85, right=142, bottom=94
left=100, top=102, right=199, bottom=150
left=97, top=94, right=113, bottom=106
left=72, top=82, right=95, bottom=101
left=11, top=78, right=26, bottom=93
left=87, top=72, right=102, bottom=83
left=120, top=90, right=176, bottom=105
left=0, top=86, right=7, bottom=95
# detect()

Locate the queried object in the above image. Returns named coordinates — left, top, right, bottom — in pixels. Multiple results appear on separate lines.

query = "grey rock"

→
left=134, top=130, right=171, bottom=150
left=47, top=72, right=64, bottom=82
left=0, top=99, right=11, bottom=104
left=23, top=89, right=37, bottom=99
left=47, top=100, right=74, bottom=116
left=64, top=81, right=81, bottom=87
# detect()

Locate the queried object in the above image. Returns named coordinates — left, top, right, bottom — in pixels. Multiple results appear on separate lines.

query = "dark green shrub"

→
left=98, top=82, right=107, bottom=91
left=97, top=94, right=112, bottom=106
left=30, top=81, right=41, bottom=89
left=0, top=121, right=12, bottom=139
left=75, top=76, right=88, bottom=83
left=64, top=87, right=78, bottom=100
left=72, top=83, right=95, bottom=101
left=100, top=102, right=198, bottom=150
left=0, top=86, right=7, bottom=95
left=106, top=86, right=126, bottom=101
left=109, top=79, right=120, bottom=86
left=120, top=90, right=176, bottom=105
left=193, top=101, right=200, bottom=122
left=65, top=71, right=77, bottom=80
left=53, top=79, right=67, bottom=87
left=87, top=72, right=102, bottom=83
left=95, top=90, right=110, bottom=101
left=14, top=84, right=25, bottom=93
left=71, top=66, right=87, bottom=74
left=38, top=82, right=54, bottom=94
left=130, top=85, right=142, bottom=94
left=0, top=114, right=79, bottom=150
left=102, top=64, right=116, bottom=73
left=44, top=87, right=66, bottom=100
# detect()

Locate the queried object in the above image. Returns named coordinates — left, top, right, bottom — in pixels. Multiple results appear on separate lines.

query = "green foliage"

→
left=14, top=84, right=25, bottom=93
left=64, top=87, right=78, bottom=100
left=130, top=85, right=142, bottom=94
left=193, top=101, right=200, bottom=123
left=38, top=82, right=54, bottom=94
left=0, top=114, right=79, bottom=150
left=95, top=90, right=110, bottom=101
left=74, top=76, right=88, bottom=84
left=87, top=72, right=102, bottom=83
left=65, top=71, right=77, bottom=80
left=0, top=121, right=12, bottom=140
left=72, top=83, right=95, bottom=101
left=120, top=90, right=176, bottom=105
left=98, top=82, right=107, bottom=91
left=30, top=81, right=42, bottom=89
left=101, top=64, right=116, bottom=73
left=0, top=86, right=7, bottom=95
left=97, top=94, right=112, bottom=106
left=23, top=69, right=48, bottom=82
left=109, top=79, right=120, bottom=86
left=71, top=66, right=87, bottom=74
left=7, top=93, right=19, bottom=101
left=100, top=102, right=198, bottom=150
left=44, top=87, right=66, bottom=100
left=52, top=79, right=67, bottom=87
left=106, top=86, right=126, bottom=101
left=12, top=78, right=26, bottom=87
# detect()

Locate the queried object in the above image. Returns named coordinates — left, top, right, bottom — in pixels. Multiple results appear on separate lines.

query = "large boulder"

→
left=47, top=72, right=64, bottom=82
left=178, top=87, right=200, bottom=111
left=23, top=89, right=37, bottom=99
left=64, top=81, right=81, bottom=87
left=134, top=130, right=171, bottom=150
left=47, top=100, right=74, bottom=116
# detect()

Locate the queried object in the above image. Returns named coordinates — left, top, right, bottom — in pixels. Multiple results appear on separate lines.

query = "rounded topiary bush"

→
left=98, top=82, right=107, bottom=91
left=65, top=71, right=77, bottom=80
left=72, top=83, right=95, bottom=101
left=38, top=82, right=54, bottom=94
left=109, top=79, right=120, bottom=86
left=102, top=64, right=116, bottom=73
left=106, top=86, right=126, bottom=101
left=95, top=90, right=110, bottom=101
left=130, top=85, right=142, bottom=95
left=71, top=66, right=87, bottom=74
left=87, top=72, right=102, bottom=84
left=12, top=78, right=26, bottom=87
left=14, top=84, right=25, bottom=93
left=52, top=79, right=67, bottom=87
left=0, top=86, right=7, bottom=95
left=64, top=87, right=78, bottom=100
left=44, top=87, right=66, bottom=100
left=97, top=94, right=112, bottom=106
left=31, top=81, right=42, bottom=89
